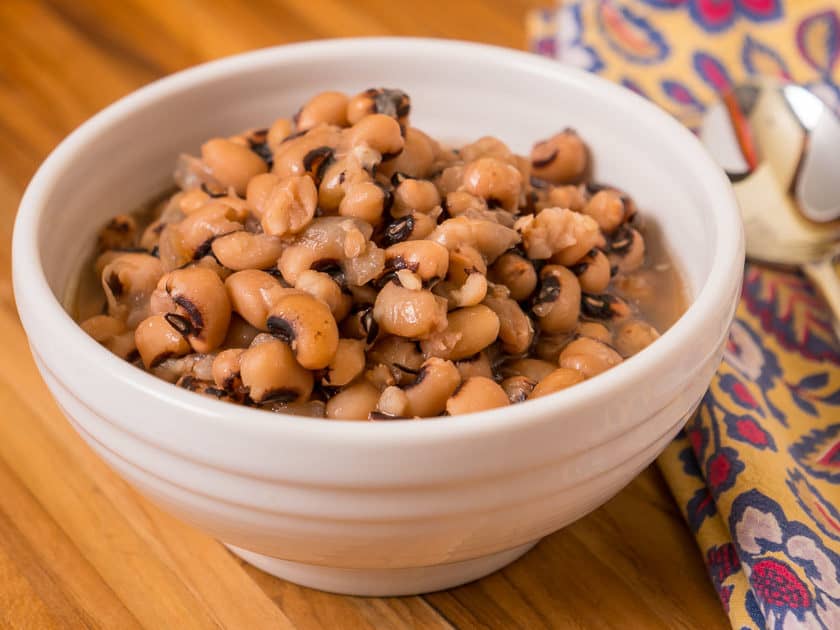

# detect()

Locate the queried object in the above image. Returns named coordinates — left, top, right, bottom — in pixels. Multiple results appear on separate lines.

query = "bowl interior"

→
left=37, top=40, right=713, bottom=310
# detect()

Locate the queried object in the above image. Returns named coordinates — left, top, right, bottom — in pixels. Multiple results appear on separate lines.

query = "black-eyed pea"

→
left=434, top=272, right=487, bottom=309
left=178, top=189, right=212, bottom=214
left=559, top=337, right=623, bottom=378
left=609, top=226, right=645, bottom=273
left=211, top=232, right=284, bottom=271
left=259, top=175, right=318, bottom=237
left=367, top=336, right=424, bottom=385
left=445, top=377, right=509, bottom=415
left=499, top=357, right=557, bottom=382
left=532, top=265, right=581, bottom=334
left=375, top=385, right=410, bottom=417
left=322, top=339, right=366, bottom=387
left=80, top=314, right=137, bottom=359
left=239, top=337, right=313, bottom=404
left=420, top=304, right=499, bottom=361
left=97, top=214, right=137, bottom=252
left=462, top=157, right=522, bottom=212
left=482, top=295, right=534, bottom=355
left=200, top=138, right=268, bottom=195
left=339, top=181, right=387, bottom=224
left=325, top=380, right=380, bottom=420
left=576, top=321, right=612, bottom=344
left=570, top=249, right=611, bottom=294
left=296, top=91, right=349, bottom=131
left=530, top=129, right=588, bottom=184
left=454, top=352, right=493, bottom=380
left=583, top=190, right=626, bottom=233
left=614, top=320, right=660, bottom=357
left=533, top=333, right=573, bottom=363
left=581, top=293, right=632, bottom=323
left=267, top=117, right=294, bottom=148
left=225, top=269, right=287, bottom=329
left=294, top=270, right=352, bottom=322
left=134, top=314, right=192, bottom=369
left=176, top=375, right=239, bottom=402
left=391, top=178, right=441, bottom=216
left=529, top=368, right=585, bottom=399
left=517, top=206, right=603, bottom=264
left=376, top=127, right=435, bottom=179
left=365, top=362, right=396, bottom=391
left=212, top=348, right=245, bottom=391
left=101, top=253, right=164, bottom=327
left=488, top=251, right=537, bottom=301
left=266, top=291, right=339, bottom=370
left=501, top=375, right=536, bottom=403
left=271, top=125, right=342, bottom=180
left=544, top=185, right=588, bottom=212
left=340, top=305, right=378, bottom=344
left=373, top=282, right=448, bottom=339
left=385, top=240, right=449, bottom=286
left=222, top=314, right=260, bottom=348
left=430, top=217, right=521, bottom=264
left=345, top=114, right=404, bottom=159
left=459, top=136, right=514, bottom=164
left=154, top=267, right=231, bottom=353
left=175, top=203, right=245, bottom=257
left=400, top=357, right=461, bottom=417
left=346, top=88, right=410, bottom=125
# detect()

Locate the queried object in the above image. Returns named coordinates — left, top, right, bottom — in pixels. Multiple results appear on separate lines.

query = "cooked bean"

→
left=294, top=269, right=351, bottom=322
left=459, top=136, right=514, bottom=164
left=516, top=206, right=603, bottom=264
left=454, top=352, right=493, bottom=380
left=385, top=240, right=449, bottom=285
left=222, top=314, right=260, bottom=348
left=543, top=184, right=587, bottom=212
left=80, top=314, right=137, bottom=359
left=375, top=385, right=410, bottom=417
left=266, top=291, right=339, bottom=370
left=614, top=320, right=660, bottom=357
left=201, top=138, right=268, bottom=195
left=325, top=380, right=380, bottom=420
left=580, top=293, right=632, bottom=322
left=267, top=117, right=294, bottom=147
left=135, top=314, right=191, bottom=368
left=271, top=125, right=342, bottom=180
left=429, top=217, right=520, bottom=264
left=212, top=348, right=245, bottom=390
left=482, top=294, right=534, bottom=355
left=258, top=175, right=318, bottom=238
left=583, top=190, right=625, bottom=233
left=463, top=157, right=522, bottom=211
left=576, top=321, right=612, bottom=344
left=559, top=337, right=623, bottom=378
left=152, top=267, right=231, bottom=353
left=501, top=376, right=536, bottom=403
left=445, top=377, right=509, bottom=415
left=488, top=251, right=537, bottom=301
left=101, top=253, right=164, bottom=327
left=211, top=231, right=284, bottom=270
left=609, top=226, right=645, bottom=273
left=530, top=129, right=588, bottom=184
left=529, top=368, right=585, bottom=399
left=532, top=265, right=580, bottom=334
left=296, top=91, right=349, bottom=131
left=175, top=202, right=245, bottom=258
left=322, top=339, right=366, bottom=386
left=225, top=270, right=286, bottom=329
left=499, top=357, right=557, bottom=382
left=346, top=88, right=410, bottom=125
left=344, top=114, right=404, bottom=159
left=97, top=214, right=137, bottom=252
left=239, top=336, right=313, bottom=404
left=339, top=181, right=387, bottom=224
left=155, top=353, right=216, bottom=385
left=391, top=178, right=441, bottom=217
left=368, top=336, right=424, bottom=385
left=377, top=127, right=435, bottom=179
left=373, top=282, right=448, bottom=339
left=401, top=357, right=461, bottom=417
left=570, top=249, right=611, bottom=294
left=421, top=304, right=499, bottom=361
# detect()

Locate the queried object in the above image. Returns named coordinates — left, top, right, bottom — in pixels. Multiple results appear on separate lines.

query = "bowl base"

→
left=225, top=540, right=539, bottom=596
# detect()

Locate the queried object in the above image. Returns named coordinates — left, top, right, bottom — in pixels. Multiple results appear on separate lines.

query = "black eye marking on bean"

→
left=529, top=176, right=551, bottom=190
left=302, top=146, right=334, bottom=183
left=105, top=272, right=123, bottom=298
left=382, top=215, right=414, bottom=246
left=374, top=181, right=394, bottom=215
left=536, top=274, right=561, bottom=304
left=164, top=313, right=193, bottom=336
left=172, top=296, right=204, bottom=334
left=390, top=171, right=415, bottom=187
left=581, top=293, right=620, bottom=319
left=178, top=375, right=196, bottom=390
left=266, top=316, right=296, bottom=344
left=201, top=183, right=226, bottom=198
left=486, top=198, right=504, bottom=210
left=105, top=217, right=132, bottom=233
left=193, top=236, right=216, bottom=260
left=385, top=255, right=419, bottom=274
left=531, top=148, right=558, bottom=169
left=608, top=225, right=633, bottom=254
left=150, top=245, right=160, bottom=258
left=111, top=247, right=148, bottom=254
left=280, top=129, right=307, bottom=144
left=310, top=259, right=345, bottom=287
left=393, top=363, right=420, bottom=375
left=203, top=386, right=228, bottom=399
left=370, top=88, right=410, bottom=119
left=568, top=261, right=589, bottom=276
left=380, top=148, right=404, bottom=162
left=248, top=141, right=274, bottom=169
left=361, top=308, right=379, bottom=344
left=260, top=389, right=299, bottom=404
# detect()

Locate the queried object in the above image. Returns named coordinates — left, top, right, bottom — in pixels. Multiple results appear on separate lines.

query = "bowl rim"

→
left=12, top=37, right=743, bottom=444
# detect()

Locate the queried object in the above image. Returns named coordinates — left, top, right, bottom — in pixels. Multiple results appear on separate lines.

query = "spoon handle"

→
left=803, top=255, right=840, bottom=340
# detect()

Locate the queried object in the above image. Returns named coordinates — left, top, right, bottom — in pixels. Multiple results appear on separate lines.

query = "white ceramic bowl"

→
left=12, top=38, right=743, bottom=596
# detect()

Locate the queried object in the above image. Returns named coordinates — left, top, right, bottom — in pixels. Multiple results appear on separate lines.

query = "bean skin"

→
left=559, top=337, right=623, bottom=378
left=529, top=368, right=585, bottom=399
left=445, top=377, right=509, bottom=415
left=201, top=138, right=268, bottom=195
left=421, top=305, right=500, bottom=361
left=326, top=380, right=380, bottom=420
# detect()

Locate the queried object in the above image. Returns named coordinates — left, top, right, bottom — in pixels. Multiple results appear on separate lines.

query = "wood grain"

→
left=0, top=1, right=727, bottom=627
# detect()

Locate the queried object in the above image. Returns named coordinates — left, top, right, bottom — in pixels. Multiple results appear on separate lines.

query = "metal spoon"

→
left=700, top=79, right=840, bottom=337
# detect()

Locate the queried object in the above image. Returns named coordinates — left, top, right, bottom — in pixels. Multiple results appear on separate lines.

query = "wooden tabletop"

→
left=0, top=1, right=727, bottom=628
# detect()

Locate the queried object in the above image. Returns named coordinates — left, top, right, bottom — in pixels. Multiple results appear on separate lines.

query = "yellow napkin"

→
left=528, top=3, right=840, bottom=628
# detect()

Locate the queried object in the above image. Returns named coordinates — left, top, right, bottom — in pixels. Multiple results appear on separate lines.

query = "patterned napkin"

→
left=528, top=3, right=840, bottom=629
